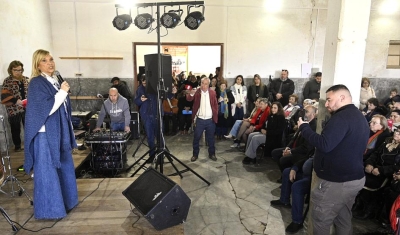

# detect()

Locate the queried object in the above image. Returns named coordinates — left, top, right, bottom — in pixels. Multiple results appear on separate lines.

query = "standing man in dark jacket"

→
left=187, top=77, right=218, bottom=162
left=297, top=84, right=370, bottom=234
left=303, top=72, right=322, bottom=101
left=270, top=69, right=295, bottom=107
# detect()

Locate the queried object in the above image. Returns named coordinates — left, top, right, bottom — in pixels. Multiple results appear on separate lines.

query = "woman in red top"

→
left=231, top=98, right=270, bottom=148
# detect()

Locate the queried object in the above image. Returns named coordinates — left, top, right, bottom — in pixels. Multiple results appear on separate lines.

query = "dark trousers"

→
left=9, top=112, right=25, bottom=148
left=179, top=114, right=192, bottom=131
left=143, top=114, right=162, bottom=157
left=193, top=118, right=215, bottom=157
left=163, top=114, right=177, bottom=134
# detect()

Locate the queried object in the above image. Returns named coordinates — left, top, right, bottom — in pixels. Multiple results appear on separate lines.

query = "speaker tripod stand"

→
left=0, top=207, right=18, bottom=231
left=0, top=115, right=33, bottom=204
left=128, top=78, right=210, bottom=186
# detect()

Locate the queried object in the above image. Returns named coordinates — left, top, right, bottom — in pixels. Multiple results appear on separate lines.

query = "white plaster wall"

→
left=0, top=0, right=53, bottom=82
left=364, top=8, right=400, bottom=78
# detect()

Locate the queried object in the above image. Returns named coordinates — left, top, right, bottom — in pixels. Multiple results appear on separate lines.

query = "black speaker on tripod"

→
left=122, top=168, right=191, bottom=230
left=144, top=54, right=172, bottom=95
left=129, top=111, right=140, bottom=140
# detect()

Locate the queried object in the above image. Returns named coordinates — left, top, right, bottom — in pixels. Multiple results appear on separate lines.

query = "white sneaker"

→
left=230, top=143, right=239, bottom=148
left=224, top=134, right=233, bottom=139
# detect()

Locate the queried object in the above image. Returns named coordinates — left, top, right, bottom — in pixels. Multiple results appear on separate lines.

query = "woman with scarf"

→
left=216, top=81, right=234, bottom=140
left=24, top=49, right=78, bottom=219
left=230, top=75, right=247, bottom=121
left=364, top=115, right=391, bottom=161
left=353, top=126, right=400, bottom=220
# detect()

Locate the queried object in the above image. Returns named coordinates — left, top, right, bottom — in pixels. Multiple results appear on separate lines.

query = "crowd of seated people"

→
left=159, top=69, right=400, bottom=233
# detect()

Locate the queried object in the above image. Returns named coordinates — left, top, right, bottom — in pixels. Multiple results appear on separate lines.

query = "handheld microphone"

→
left=97, top=94, right=104, bottom=99
left=55, top=70, right=70, bottom=92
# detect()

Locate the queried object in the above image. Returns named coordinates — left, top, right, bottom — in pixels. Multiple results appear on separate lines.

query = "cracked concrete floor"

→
left=123, top=134, right=380, bottom=235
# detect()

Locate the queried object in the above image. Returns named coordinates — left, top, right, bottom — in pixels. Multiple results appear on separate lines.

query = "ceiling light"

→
left=112, top=14, right=132, bottom=30
left=134, top=13, right=154, bottom=29
left=161, top=11, right=181, bottom=29
left=184, top=11, right=204, bottom=30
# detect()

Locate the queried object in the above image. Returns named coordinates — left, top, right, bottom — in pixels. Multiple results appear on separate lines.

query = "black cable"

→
left=7, top=178, right=106, bottom=233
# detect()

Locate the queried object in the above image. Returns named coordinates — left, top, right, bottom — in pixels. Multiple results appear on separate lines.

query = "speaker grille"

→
left=122, top=168, right=176, bottom=214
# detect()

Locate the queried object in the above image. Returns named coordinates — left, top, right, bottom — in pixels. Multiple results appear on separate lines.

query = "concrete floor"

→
left=86, top=132, right=382, bottom=235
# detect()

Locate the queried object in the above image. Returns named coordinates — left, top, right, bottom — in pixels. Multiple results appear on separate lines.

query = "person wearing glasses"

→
left=270, top=69, right=295, bottom=107
left=1, top=60, right=29, bottom=152
left=353, top=127, right=400, bottom=221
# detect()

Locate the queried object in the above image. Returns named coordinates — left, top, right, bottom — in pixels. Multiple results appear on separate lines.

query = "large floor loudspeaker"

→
left=122, top=168, right=191, bottom=230
left=129, top=111, right=139, bottom=139
left=144, top=54, right=172, bottom=95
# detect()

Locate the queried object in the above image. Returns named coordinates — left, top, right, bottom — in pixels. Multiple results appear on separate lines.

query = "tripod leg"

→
left=125, top=149, right=151, bottom=172
left=166, top=153, right=211, bottom=186
left=131, top=134, right=148, bottom=158
left=163, top=152, right=183, bottom=179
left=0, top=207, right=19, bottom=231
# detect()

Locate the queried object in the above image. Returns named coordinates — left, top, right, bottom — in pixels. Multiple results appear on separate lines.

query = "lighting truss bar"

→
left=116, top=1, right=204, bottom=8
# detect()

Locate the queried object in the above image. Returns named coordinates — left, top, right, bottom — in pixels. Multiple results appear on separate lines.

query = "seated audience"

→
left=225, top=98, right=260, bottom=139
left=362, top=97, right=382, bottom=122
left=216, top=81, right=235, bottom=139
left=353, top=128, right=400, bottom=220
left=231, top=98, right=269, bottom=148
left=303, top=72, right=322, bottom=101
left=289, top=99, right=314, bottom=133
left=270, top=157, right=314, bottom=234
left=393, top=95, right=400, bottom=111
left=360, top=77, right=376, bottom=110
left=242, top=102, right=286, bottom=163
left=389, top=110, right=400, bottom=132
left=384, top=88, right=398, bottom=110
left=283, top=94, right=300, bottom=120
left=364, top=114, right=391, bottom=161
left=263, top=102, right=286, bottom=157
left=271, top=105, right=317, bottom=173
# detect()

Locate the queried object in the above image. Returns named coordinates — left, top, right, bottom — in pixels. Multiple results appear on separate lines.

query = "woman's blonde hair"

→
left=31, top=49, right=53, bottom=77
left=371, top=114, right=388, bottom=131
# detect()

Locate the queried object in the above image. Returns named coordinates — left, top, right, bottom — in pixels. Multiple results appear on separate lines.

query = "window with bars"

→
left=387, top=40, right=400, bottom=69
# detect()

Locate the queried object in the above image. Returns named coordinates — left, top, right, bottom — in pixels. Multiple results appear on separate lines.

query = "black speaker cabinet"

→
left=122, top=168, right=191, bottom=230
left=130, top=111, right=139, bottom=139
left=144, top=54, right=172, bottom=95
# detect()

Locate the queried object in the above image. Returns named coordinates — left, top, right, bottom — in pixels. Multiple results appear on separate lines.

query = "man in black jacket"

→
left=270, top=69, right=295, bottom=107
left=271, top=105, right=317, bottom=173
left=298, top=84, right=369, bottom=234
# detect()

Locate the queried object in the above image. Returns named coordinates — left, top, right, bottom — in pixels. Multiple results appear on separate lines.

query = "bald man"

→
left=297, top=84, right=369, bottom=235
left=94, top=88, right=130, bottom=132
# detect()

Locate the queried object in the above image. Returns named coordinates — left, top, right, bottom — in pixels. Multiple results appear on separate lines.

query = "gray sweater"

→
left=96, top=95, right=130, bottom=128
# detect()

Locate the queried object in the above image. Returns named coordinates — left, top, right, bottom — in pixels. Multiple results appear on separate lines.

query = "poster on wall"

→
left=162, top=45, right=188, bottom=76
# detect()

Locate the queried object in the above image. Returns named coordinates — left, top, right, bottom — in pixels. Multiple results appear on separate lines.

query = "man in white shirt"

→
left=186, top=77, right=219, bottom=162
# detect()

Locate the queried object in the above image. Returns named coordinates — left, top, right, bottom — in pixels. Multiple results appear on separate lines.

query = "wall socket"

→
left=75, top=73, right=83, bottom=77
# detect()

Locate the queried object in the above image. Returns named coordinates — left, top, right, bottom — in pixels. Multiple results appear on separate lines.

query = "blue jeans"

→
left=111, top=122, right=125, bottom=131
left=280, top=167, right=311, bottom=224
left=143, top=115, right=161, bottom=157
left=193, top=118, right=215, bottom=157
left=229, top=120, right=242, bottom=137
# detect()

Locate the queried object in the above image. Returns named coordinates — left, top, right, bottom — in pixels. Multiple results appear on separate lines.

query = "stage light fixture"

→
left=161, top=10, right=182, bottom=29
left=184, top=5, right=205, bottom=30
left=112, top=14, right=132, bottom=30
left=134, top=13, right=154, bottom=29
